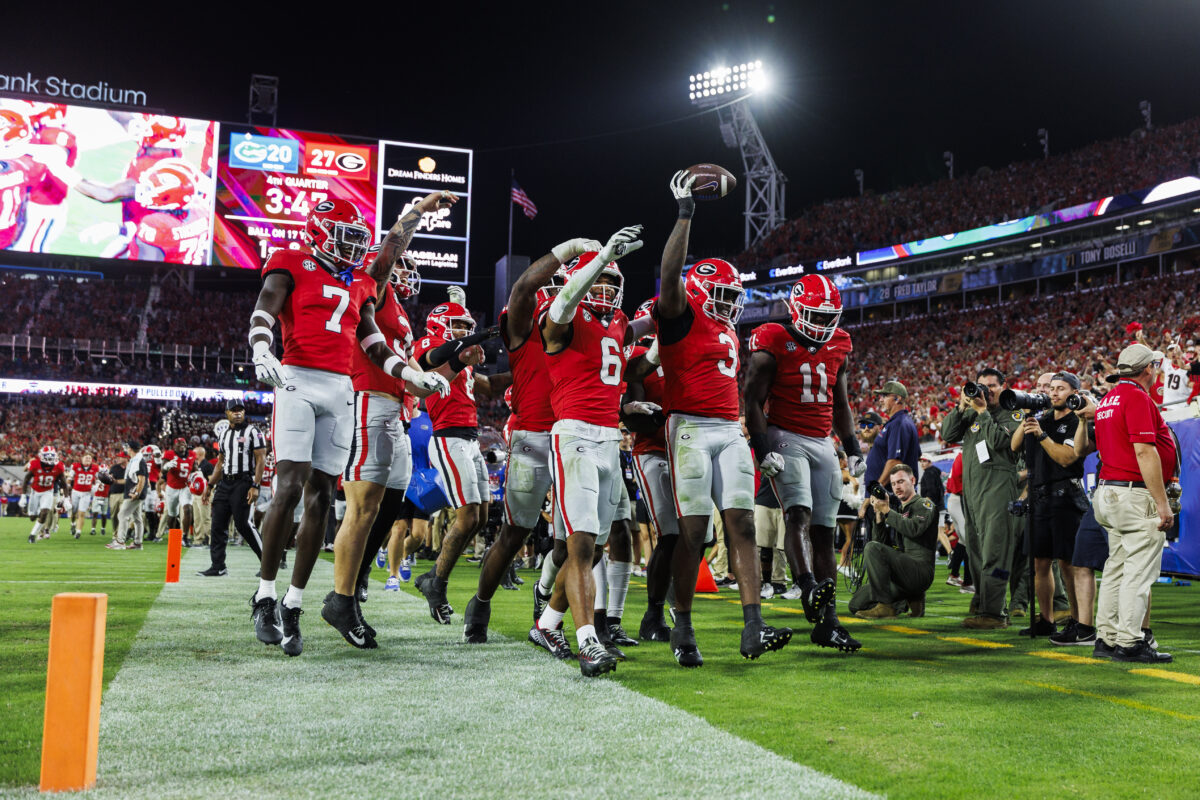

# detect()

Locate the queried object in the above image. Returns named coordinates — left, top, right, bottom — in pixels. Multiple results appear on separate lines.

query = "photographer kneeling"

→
left=849, top=465, right=937, bottom=619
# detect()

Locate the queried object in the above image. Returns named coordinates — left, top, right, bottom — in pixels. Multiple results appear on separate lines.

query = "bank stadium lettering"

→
left=0, top=71, right=147, bottom=106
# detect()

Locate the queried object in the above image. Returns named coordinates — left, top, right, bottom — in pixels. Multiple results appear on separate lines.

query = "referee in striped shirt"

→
left=198, top=399, right=267, bottom=576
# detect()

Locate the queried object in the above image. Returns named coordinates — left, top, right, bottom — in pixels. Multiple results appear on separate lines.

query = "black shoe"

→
left=89, top=528, right=96, bottom=535
left=250, top=593, right=282, bottom=645
left=801, top=579, right=836, bottom=624
left=528, top=624, right=573, bottom=659
left=811, top=622, right=861, bottom=652
left=1093, top=638, right=1116, bottom=659
left=321, top=592, right=376, bottom=649
left=740, top=623, right=793, bottom=659
left=415, top=570, right=453, bottom=624
left=356, top=574, right=369, bottom=604
left=1050, top=621, right=1097, bottom=646
left=73, top=529, right=80, bottom=539
left=197, top=567, right=228, bottom=577
left=356, top=597, right=376, bottom=640
left=279, top=602, right=303, bottom=656
left=670, top=627, right=704, bottom=668
left=607, top=620, right=639, bottom=647
left=1112, top=641, right=1173, bottom=663
left=512, top=574, right=525, bottom=586
left=533, top=582, right=551, bottom=623
left=464, top=595, right=490, bottom=644
left=1018, top=616, right=1057, bottom=637
left=28, top=533, right=35, bottom=544
left=578, top=636, right=617, bottom=677
left=639, top=609, right=672, bottom=642
left=1143, top=627, right=1158, bottom=650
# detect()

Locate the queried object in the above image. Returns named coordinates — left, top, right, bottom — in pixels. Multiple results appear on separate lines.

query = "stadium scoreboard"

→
left=0, top=96, right=473, bottom=285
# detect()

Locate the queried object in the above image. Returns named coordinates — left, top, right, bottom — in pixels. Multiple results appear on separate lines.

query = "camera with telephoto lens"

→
left=1066, top=392, right=1091, bottom=411
left=999, top=389, right=1052, bottom=412
left=1007, top=499, right=1029, bottom=517
left=869, top=483, right=889, bottom=502
left=1167, top=482, right=1183, bottom=515
left=963, top=381, right=984, bottom=399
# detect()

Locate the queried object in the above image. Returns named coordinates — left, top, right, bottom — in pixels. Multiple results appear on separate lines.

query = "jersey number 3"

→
left=322, top=285, right=351, bottom=333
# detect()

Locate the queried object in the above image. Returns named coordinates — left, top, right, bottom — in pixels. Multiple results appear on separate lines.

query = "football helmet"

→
left=426, top=302, right=475, bottom=340
left=141, top=444, right=162, bottom=462
left=132, top=115, right=187, bottom=150
left=134, top=158, right=204, bottom=211
left=305, top=198, right=371, bottom=268
left=564, top=252, right=623, bottom=316
left=789, top=274, right=843, bottom=344
left=390, top=253, right=422, bottom=299
left=0, top=108, right=32, bottom=157
left=633, top=297, right=657, bottom=344
left=38, top=445, right=58, bottom=466
left=535, top=266, right=568, bottom=306
left=685, top=259, right=744, bottom=327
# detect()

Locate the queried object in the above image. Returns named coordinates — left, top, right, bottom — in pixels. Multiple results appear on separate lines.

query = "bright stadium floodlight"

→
left=688, top=60, right=768, bottom=107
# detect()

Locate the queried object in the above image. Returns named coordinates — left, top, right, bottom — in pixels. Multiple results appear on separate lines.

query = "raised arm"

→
left=505, top=239, right=601, bottom=347
left=541, top=225, right=643, bottom=351
left=366, top=191, right=457, bottom=296
left=657, top=171, right=696, bottom=319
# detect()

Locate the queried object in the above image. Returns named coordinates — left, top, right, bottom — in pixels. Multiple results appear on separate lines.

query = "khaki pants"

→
left=116, top=497, right=145, bottom=545
left=192, top=497, right=211, bottom=544
left=707, top=509, right=728, bottom=577
left=754, top=504, right=788, bottom=583
left=1094, top=485, right=1165, bottom=648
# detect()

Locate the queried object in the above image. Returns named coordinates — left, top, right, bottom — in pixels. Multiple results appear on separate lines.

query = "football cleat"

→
left=73, top=529, right=80, bottom=540
left=356, top=598, right=376, bottom=640
left=811, top=622, right=861, bottom=653
left=321, top=592, right=376, bottom=650
left=801, top=578, right=836, bottom=624
left=608, top=621, right=640, bottom=648
left=376, top=549, right=387, bottom=568
left=639, top=609, right=672, bottom=642
left=384, top=576, right=401, bottom=591
left=532, top=581, right=551, bottom=623
left=463, top=595, right=490, bottom=644
left=579, top=637, right=618, bottom=678
left=28, top=533, right=35, bottom=544
left=279, top=603, right=304, bottom=657
left=528, top=624, right=573, bottom=660
left=250, top=593, right=283, bottom=646
left=670, top=627, right=704, bottom=668
left=415, top=570, right=453, bottom=624
left=399, top=558, right=412, bottom=582
left=740, top=623, right=793, bottom=660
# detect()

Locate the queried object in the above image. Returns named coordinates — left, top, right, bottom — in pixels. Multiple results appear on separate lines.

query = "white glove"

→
left=447, top=285, right=466, bottom=306
left=252, top=342, right=290, bottom=388
left=163, top=459, right=178, bottom=472
left=18, top=494, right=28, bottom=509
left=622, top=401, right=662, bottom=416
left=644, top=338, right=661, bottom=366
left=551, top=237, right=603, bottom=263
left=848, top=455, right=866, bottom=478
left=598, top=225, right=644, bottom=263
left=402, top=366, right=452, bottom=398
left=670, top=169, right=696, bottom=199
left=758, top=452, right=785, bottom=479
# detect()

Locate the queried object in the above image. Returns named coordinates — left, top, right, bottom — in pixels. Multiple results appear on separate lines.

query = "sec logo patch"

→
left=303, top=259, right=317, bottom=271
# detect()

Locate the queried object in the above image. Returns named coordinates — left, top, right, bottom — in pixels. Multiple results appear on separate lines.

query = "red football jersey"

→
left=122, top=148, right=180, bottom=226
left=0, top=157, right=40, bottom=248
left=94, top=474, right=111, bottom=499
left=627, top=343, right=667, bottom=456
left=148, top=462, right=161, bottom=483
left=263, top=248, right=377, bottom=376
left=161, top=450, right=193, bottom=490
left=749, top=323, right=853, bottom=438
left=131, top=210, right=208, bottom=265
left=654, top=294, right=741, bottom=421
left=500, top=307, right=555, bottom=433
left=413, top=334, right=477, bottom=430
left=26, top=458, right=64, bottom=492
left=350, top=286, right=413, bottom=397
left=544, top=306, right=628, bottom=428
left=70, top=463, right=100, bottom=493
left=28, top=127, right=77, bottom=206
left=262, top=453, right=276, bottom=485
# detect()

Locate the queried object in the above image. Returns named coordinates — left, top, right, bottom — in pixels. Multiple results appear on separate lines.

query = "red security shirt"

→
left=350, top=286, right=413, bottom=397
left=161, top=451, right=193, bottom=490
left=946, top=453, right=964, bottom=494
left=413, top=334, right=477, bottom=430
left=627, top=343, right=667, bottom=456
left=262, top=249, right=377, bottom=376
left=543, top=306, right=628, bottom=429
left=749, top=323, right=853, bottom=438
left=500, top=307, right=555, bottom=433
left=26, top=459, right=64, bottom=492
left=655, top=295, right=740, bottom=421
left=1096, top=379, right=1178, bottom=483
left=70, top=463, right=100, bottom=492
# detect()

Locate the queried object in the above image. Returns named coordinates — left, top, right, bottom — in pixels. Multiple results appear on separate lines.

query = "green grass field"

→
left=2, top=516, right=1199, bottom=798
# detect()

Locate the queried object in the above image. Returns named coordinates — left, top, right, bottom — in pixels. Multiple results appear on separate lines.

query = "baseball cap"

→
left=873, top=380, right=908, bottom=399
left=918, top=454, right=932, bottom=463
left=1105, top=343, right=1161, bottom=383
left=858, top=411, right=884, bottom=427
left=1051, top=371, right=1081, bottom=390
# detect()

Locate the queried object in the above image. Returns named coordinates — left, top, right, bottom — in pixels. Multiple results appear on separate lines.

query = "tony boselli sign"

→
left=0, top=71, right=147, bottom=106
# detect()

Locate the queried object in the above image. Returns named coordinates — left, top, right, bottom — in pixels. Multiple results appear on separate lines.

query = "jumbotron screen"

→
left=0, top=95, right=473, bottom=282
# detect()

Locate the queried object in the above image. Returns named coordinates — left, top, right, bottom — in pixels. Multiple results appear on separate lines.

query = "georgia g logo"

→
left=694, top=262, right=719, bottom=276
left=432, top=304, right=448, bottom=314
left=335, top=152, right=366, bottom=173
left=314, top=200, right=336, bottom=213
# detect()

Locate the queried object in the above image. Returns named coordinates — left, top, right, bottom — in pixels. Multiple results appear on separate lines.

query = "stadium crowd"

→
left=0, top=393, right=153, bottom=464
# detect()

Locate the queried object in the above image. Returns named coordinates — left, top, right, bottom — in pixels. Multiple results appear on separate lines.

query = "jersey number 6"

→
left=600, top=338, right=622, bottom=386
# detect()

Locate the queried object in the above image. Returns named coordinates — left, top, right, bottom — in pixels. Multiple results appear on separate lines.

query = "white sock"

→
left=592, top=556, right=608, bottom=611
left=29, top=520, right=42, bottom=538
left=538, top=606, right=564, bottom=631
left=576, top=624, right=597, bottom=648
left=256, top=579, right=276, bottom=601
left=606, top=559, right=633, bottom=620
left=538, top=551, right=562, bottom=595
left=282, top=585, right=303, bottom=609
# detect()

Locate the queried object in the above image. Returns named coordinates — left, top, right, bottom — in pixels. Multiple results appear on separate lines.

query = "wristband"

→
left=360, top=332, right=385, bottom=351
left=677, top=197, right=695, bottom=220
left=1037, top=432, right=1049, bottom=442
left=250, top=309, right=276, bottom=327
left=248, top=326, right=273, bottom=345
left=749, top=433, right=770, bottom=463
left=383, top=355, right=403, bottom=376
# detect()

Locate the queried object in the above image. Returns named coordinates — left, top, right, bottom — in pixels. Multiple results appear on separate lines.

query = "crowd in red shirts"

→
left=0, top=393, right=153, bottom=465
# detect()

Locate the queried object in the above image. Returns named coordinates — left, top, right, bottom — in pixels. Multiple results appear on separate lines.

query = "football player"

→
left=531, top=224, right=650, bottom=677
left=91, top=460, right=114, bottom=536
left=248, top=194, right=450, bottom=657
left=23, top=446, right=67, bottom=543
left=0, top=108, right=46, bottom=251
left=459, top=236, right=601, bottom=644
left=254, top=448, right=276, bottom=531
left=68, top=452, right=101, bottom=539
left=11, top=101, right=76, bottom=253
left=160, top=438, right=194, bottom=537
left=411, top=295, right=508, bottom=625
left=744, top=274, right=867, bottom=652
left=127, top=159, right=211, bottom=264
left=651, top=171, right=792, bottom=667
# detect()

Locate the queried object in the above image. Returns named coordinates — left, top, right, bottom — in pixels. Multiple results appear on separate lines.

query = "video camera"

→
left=999, top=390, right=1052, bottom=412
left=869, top=483, right=889, bottom=502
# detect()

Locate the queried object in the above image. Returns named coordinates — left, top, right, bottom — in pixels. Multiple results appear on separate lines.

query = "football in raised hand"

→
left=686, top=163, right=737, bottom=200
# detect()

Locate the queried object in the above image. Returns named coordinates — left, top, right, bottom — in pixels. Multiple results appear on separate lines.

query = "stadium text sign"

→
left=0, top=379, right=273, bottom=404
left=0, top=72, right=146, bottom=106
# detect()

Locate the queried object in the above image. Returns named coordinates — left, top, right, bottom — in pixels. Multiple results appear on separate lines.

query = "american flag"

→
left=511, top=180, right=538, bottom=220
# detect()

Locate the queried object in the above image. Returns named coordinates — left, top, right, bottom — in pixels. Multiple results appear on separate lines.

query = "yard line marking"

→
left=1025, top=681, right=1200, bottom=722
left=1028, top=650, right=1108, bottom=666
left=879, top=625, right=931, bottom=636
left=937, top=636, right=1013, bottom=649
left=1129, top=668, right=1200, bottom=686
left=0, top=579, right=164, bottom=585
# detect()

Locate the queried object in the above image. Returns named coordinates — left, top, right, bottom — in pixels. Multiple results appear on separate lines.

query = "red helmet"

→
left=503, top=385, right=514, bottom=410
left=426, top=302, right=475, bottom=340
left=305, top=198, right=372, bottom=268
left=535, top=266, right=568, bottom=306
left=389, top=254, right=421, bottom=299
left=685, top=259, right=744, bottom=326
left=0, top=108, right=32, bottom=157
left=142, top=444, right=162, bottom=462
left=132, top=114, right=187, bottom=149
left=565, top=252, right=623, bottom=315
left=789, top=274, right=843, bottom=343
left=134, top=158, right=204, bottom=211
left=38, top=445, right=58, bottom=466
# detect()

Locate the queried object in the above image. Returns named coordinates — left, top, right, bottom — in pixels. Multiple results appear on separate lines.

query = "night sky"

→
left=7, top=0, right=1200, bottom=309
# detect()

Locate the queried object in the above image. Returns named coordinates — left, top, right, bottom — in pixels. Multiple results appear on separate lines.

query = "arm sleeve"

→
left=421, top=328, right=495, bottom=368
left=977, top=410, right=1020, bottom=457
left=549, top=255, right=610, bottom=324
left=654, top=303, right=694, bottom=347
left=940, top=407, right=974, bottom=444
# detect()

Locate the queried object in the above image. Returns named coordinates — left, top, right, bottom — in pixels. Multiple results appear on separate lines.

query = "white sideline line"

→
left=0, top=580, right=164, bottom=585
left=2, top=549, right=877, bottom=800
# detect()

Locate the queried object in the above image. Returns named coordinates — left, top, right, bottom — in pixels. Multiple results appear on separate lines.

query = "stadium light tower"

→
left=688, top=61, right=786, bottom=250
